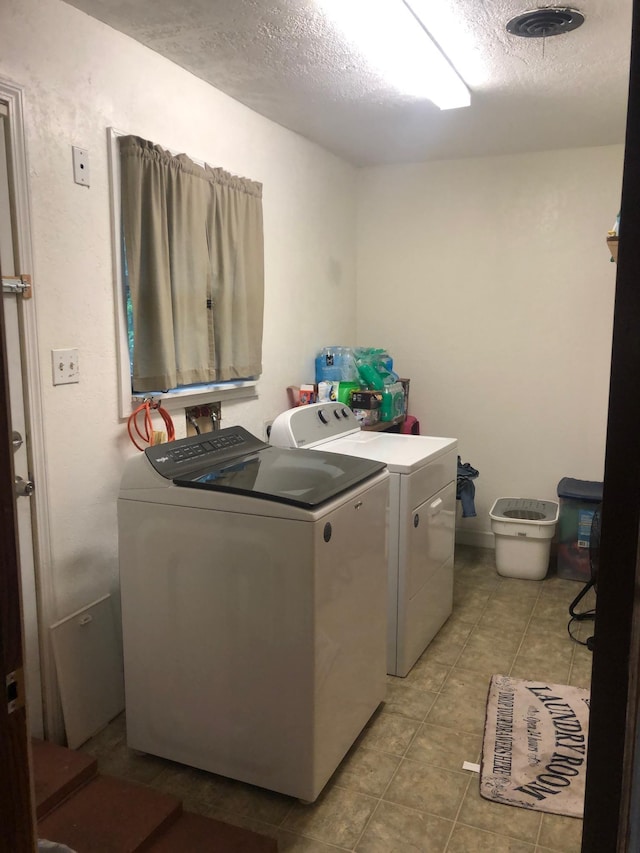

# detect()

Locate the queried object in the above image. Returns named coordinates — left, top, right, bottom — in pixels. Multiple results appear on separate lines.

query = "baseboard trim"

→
left=455, top=528, right=495, bottom=549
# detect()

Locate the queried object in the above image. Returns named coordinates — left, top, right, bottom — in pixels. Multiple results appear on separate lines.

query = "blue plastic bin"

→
left=556, top=478, right=603, bottom=582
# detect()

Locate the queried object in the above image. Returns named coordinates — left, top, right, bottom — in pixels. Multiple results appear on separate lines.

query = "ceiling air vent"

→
left=506, top=7, right=585, bottom=38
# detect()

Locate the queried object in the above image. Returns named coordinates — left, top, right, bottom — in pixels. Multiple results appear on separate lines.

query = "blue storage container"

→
left=556, top=478, right=603, bottom=582
left=315, top=347, right=359, bottom=383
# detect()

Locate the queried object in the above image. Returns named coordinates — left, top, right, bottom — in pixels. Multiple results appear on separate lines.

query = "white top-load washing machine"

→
left=270, top=403, right=457, bottom=677
left=118, top=425, right=389, bottom=802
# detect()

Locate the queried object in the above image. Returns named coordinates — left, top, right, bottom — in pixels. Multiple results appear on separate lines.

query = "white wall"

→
left=0, top=0, right=358, bottom=624
left=356, top=147, right=623, bottom=545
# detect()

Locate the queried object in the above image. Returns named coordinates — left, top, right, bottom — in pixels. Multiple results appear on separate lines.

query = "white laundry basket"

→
left=489, top=498, right=559, bottom=580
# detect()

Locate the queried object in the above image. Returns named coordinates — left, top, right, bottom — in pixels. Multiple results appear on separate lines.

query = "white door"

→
left=0, top=104, right=43, bottom=736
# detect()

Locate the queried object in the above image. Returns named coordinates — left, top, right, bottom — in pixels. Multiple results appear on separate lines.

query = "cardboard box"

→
left=350, top=390, right=382, bottom=409
left=299, top=384, right=316, bottom=405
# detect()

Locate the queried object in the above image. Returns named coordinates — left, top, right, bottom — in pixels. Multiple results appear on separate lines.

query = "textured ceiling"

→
left=63, top=0, right=633, bottom=165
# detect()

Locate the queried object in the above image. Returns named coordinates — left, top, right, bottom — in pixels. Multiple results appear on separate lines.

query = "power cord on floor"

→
left=567, top=611, right=595, bottom=650
left=567, top=575, right=596, bottom=651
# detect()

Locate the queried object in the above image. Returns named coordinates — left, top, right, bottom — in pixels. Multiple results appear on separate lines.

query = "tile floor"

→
left=81, top=545, right=595, bottom=852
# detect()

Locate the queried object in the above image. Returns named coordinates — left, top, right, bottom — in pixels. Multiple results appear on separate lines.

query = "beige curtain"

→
left=119, top=135, right=264, bottom=392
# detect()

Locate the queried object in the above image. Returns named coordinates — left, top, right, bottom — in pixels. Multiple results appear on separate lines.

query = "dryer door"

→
left=407, top=481, right=456, bottom=599
left=396, top=480, right=456, bottom=676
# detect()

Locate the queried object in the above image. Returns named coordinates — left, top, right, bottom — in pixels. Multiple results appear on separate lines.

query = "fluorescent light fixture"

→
left=316, top=0, right=471, bottom=109
left=405, top=0, right=488, bottom=88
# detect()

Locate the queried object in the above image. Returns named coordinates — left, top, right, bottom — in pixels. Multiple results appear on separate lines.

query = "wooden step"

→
left=37, top=774, right=182, bottom=852
left=143, top=811, right=278, bottom=852
left=31, top=738, right=98, bottom=819
left=33, top=738, right=280, bottom=852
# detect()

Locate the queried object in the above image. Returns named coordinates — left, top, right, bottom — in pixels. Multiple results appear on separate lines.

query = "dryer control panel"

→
left=270, top=402, right=360, bottom=449
left=145, top=426, right=267, bottom=479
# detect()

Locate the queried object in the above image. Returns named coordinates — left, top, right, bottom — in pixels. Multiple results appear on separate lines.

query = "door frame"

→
left=0, top=251, right=37, bottom=852
left=0, top=78, right=62, bottom=743
left=576, top=2, right=640, bottom=847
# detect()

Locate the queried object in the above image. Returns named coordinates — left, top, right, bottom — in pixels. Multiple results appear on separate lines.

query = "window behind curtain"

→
left=118, top=135, right=264, bottom=394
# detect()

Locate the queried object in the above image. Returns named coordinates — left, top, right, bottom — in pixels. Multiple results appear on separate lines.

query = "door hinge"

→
left=6, top=668, right=25, bottom=713
left=1, top=274, right=32, bottom=299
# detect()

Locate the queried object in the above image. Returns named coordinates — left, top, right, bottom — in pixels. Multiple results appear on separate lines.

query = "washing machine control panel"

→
left=145, top=426, right=267, bottom=478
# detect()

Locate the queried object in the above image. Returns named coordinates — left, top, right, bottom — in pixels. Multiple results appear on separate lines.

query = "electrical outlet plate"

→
left=52, top=348, right=79, bottom=385
left=72, top=146, right=90, bottom=187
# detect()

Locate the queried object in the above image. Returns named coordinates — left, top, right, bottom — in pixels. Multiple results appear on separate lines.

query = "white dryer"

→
left=118, top=425, right=389, bottom=802
left=270, top=403, right=457, bottom=677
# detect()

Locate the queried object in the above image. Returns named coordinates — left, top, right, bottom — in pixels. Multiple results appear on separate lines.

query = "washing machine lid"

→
left=145, top=426, right=385, bottom=509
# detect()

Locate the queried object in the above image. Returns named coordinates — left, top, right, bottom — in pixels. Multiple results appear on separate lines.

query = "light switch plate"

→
left=52, top=348, right=80, bottom=385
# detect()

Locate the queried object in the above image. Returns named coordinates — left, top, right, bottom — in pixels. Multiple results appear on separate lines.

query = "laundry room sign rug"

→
left=480, top=674, right=590, bottom=818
